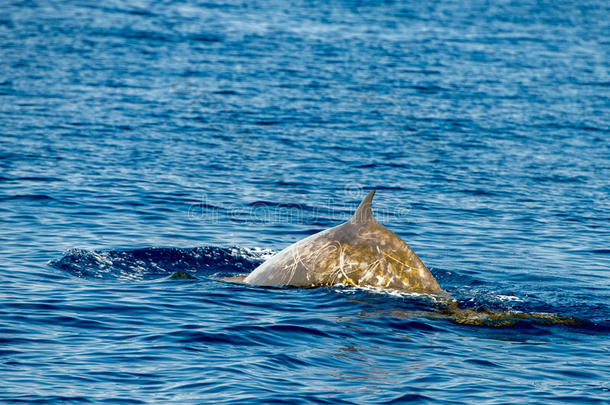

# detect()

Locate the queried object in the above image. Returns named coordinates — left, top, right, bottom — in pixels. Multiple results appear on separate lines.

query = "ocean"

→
left=1, top=0, right=609, bottom=403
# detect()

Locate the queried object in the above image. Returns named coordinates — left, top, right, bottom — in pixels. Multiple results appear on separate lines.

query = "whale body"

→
left=244, top=190, right=446, bottom=294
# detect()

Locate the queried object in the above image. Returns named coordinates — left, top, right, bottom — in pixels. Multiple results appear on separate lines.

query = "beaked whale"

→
left=244, top=190, right=447, bottom=295
left=238, top=191, right=582, bottom=327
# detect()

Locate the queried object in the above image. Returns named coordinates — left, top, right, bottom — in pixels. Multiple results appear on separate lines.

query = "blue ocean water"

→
left=1, top=0, right=609, bottom=403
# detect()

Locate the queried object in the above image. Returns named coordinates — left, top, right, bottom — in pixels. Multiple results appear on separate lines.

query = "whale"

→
left=238, top=191, right=584, bottom=327
left=243, top=190, right=447, bottom=295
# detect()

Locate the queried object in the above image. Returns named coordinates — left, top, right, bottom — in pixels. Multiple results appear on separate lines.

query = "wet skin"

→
left=244, top=190, right=446, bottom=295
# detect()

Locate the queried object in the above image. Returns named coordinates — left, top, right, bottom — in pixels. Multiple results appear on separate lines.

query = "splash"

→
left=49, top=246, right=272, bottom=281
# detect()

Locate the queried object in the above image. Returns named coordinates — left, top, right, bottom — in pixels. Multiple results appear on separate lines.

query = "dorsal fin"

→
left=350, top=190, right=376, bottom=224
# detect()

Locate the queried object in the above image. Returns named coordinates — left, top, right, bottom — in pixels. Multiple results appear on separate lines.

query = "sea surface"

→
left=1, top=0, right=609, bottom=403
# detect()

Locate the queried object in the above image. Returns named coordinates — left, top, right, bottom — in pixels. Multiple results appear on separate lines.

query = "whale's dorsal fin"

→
left=350, top=190, right=376, bottom=224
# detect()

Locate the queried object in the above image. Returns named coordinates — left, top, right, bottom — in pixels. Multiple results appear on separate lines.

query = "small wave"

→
left=49, top=246, right=273, bottom=281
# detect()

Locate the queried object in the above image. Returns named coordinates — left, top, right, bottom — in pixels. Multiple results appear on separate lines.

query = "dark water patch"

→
left=575, top=81, right=610, bottom=87
left=254, top=120, right=282, bottom=126
left=544, top=395, right=607, bottom=404
left=167, top=330, right=256, bottom=346
left=3, top=396, right=96, bottom=404
left=354, top=162, right=411, bottom=169
left=458, top=188, right=500, bottom=196
left=185, top=33, right=221, bottom=43
left=0, top=176, right=61, bottom=182
left=246, top=200, right=314, bottom=210
left=382, top=393, right=435, bottom=404
left=212, top=90, right=239, bottom=95
left=1, top=194, right=57, bottom=201
left=464, top=358, right=502, bottom=368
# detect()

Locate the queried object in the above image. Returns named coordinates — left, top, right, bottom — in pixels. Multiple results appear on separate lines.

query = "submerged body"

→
left=244, top=191, right=445, bottom=295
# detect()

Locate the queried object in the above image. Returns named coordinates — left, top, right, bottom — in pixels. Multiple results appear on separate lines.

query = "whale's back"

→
left=244, top=192, right=443, bottom=293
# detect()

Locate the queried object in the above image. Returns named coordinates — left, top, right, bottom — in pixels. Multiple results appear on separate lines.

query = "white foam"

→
left=333, top=284, right=454, bottom=303
left=234, top=246, right=277, bottom=261
left=495, top=294, right=523, bottom=302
